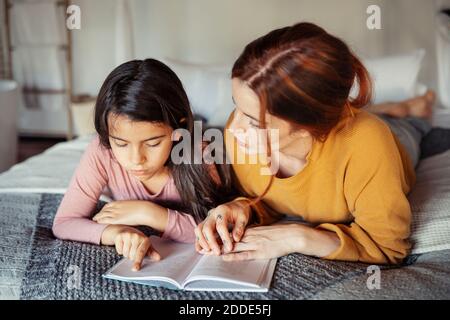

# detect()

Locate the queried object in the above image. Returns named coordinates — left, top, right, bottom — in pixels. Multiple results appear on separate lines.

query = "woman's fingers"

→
left=222, top=251, right=258, bottom=261
left=202, top=217, right=221, bottom=255
left=229, top=241, right=254, bottom=253
left=194, top=200, right=254, bottom=256
left=194, top=224, right=210, bottom=252
left=195, top=240, right=202, bottom=252
left=232, top=210, right=249, bottom=242
left=215, top=210, right=233, bottom=253
left=240, top=233, right=258, bottom=243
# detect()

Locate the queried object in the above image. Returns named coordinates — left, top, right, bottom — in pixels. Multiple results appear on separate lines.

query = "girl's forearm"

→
left=141, top=202, right=169, bottom=233
left=101, top=224, right=128, bottom=245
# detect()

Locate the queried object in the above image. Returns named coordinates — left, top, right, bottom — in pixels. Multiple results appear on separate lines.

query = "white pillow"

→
left=362, top=49, right=426, bottom=104
left=162, top=58, right=233, bottom=127
left=165, top=50, right=427, bottom=127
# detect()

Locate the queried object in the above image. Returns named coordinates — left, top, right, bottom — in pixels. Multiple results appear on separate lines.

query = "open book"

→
left=103, top=236, right=277, bottom=292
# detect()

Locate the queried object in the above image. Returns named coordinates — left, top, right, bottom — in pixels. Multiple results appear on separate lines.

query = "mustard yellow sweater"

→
left=225, top=108, right=415, bottom=264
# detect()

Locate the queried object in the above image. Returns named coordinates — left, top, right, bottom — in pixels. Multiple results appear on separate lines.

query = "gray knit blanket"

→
left=1, top=192, right=449, bottom=300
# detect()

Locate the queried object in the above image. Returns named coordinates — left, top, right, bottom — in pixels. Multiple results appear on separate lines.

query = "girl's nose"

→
left=130, top=147, right=146, bottom=165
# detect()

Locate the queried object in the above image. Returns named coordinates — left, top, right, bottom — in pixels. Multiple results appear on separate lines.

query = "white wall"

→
left=6, top=0, right=448, bottom=136
left=71, top=0, right=449, bottom=98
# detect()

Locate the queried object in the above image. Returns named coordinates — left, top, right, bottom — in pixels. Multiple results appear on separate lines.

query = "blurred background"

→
left=0, top=0, right=449, bottom=172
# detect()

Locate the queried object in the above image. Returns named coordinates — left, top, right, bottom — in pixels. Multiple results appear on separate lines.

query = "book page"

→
left=183, top=280, right=269, bottom=292
left=104, top=236, right=202, bottom=286
left=185, top=254, right=273, bottom=288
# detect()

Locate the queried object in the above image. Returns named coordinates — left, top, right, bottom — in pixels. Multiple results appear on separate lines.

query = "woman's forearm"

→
left=293, top=224, right=341, bottom=258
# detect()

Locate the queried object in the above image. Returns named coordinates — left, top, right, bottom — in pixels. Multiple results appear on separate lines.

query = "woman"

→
left=195, top=22, right=445, bottom=265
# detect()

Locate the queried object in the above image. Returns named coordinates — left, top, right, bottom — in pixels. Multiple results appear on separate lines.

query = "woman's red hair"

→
left=231, top=22, right=373, bottom=203
left=232, top=22, right=372, bottom=141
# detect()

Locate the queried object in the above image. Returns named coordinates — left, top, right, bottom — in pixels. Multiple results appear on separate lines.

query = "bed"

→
left=1, top=111, right=450, bottom=300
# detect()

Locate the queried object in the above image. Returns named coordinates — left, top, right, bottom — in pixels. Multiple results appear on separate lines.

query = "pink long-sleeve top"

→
left=52, top=136, right=197, bottom=244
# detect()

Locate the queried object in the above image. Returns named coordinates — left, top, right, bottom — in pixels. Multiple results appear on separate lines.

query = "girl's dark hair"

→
left=94, top=59, right=235, bottom=222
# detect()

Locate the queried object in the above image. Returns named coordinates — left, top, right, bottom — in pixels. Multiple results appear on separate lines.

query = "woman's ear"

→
left=172, top=130, right=182, bottom=141
left=298, top=129, right=311, bottom=138
left=291, top=128, right=311, bottom=139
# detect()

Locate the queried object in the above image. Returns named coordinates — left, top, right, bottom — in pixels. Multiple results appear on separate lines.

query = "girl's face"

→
left=229, top=78, right=311, bottom=155
left=108, top=114, right=174, bottom=181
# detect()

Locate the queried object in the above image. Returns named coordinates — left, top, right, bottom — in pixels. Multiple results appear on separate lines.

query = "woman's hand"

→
left=93, top=200, right=168, bottom=231
left=221, top=223, right=341, bottom=261
left=195, top=199, right=252, bottom=256
left=101, top=225, right=161, bottom=271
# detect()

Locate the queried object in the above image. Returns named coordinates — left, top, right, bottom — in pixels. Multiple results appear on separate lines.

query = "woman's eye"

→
left=146, top=142, right=161, bottom=148
left=249, top=122, right=260, bottom=128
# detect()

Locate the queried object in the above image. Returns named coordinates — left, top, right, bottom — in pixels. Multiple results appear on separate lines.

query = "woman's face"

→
left=229, top=78, right=310, bottom=155
left=107, top=114, right=174, bottom=181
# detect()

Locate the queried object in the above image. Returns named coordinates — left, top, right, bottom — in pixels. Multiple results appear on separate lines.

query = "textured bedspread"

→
left=1, top=116, right=450, bottom=299
left=1, top=192, right=449, bottom=300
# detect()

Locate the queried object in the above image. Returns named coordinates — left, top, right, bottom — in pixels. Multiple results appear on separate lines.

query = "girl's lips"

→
left=129, top=169, right=150, bottom=176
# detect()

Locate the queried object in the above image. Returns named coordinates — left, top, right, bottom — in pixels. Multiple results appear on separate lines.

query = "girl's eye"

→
left=146, top=142, right=161, bottom=148
left=114, top=142, right=128, bottom=148
left=249, top=122, right=260, bottom=128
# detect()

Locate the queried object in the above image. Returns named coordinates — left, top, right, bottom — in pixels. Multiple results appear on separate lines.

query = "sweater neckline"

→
left=271, top=137, right=322, bottom=183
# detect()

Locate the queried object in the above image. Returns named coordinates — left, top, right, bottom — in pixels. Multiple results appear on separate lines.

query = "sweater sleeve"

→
left=160, top=209, right=197, bottom=243
left=52, top=137, right=109, bottom=245
left=317, top=124, right=413, bottom=264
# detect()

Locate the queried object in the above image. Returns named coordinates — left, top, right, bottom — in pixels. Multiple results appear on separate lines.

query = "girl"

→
left=53, top=59, right=232, bottom=271
left=195, top=22, right=449, bottom=265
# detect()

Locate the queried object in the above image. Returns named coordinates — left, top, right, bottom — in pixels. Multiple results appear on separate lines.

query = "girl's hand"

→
left=93, top=200, right=168, bottom=231
left=221, top=223, right=340, bottom=261
left=195, top=200, right=252, bottom=256
left=101, top=225, right=161, bottom=271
